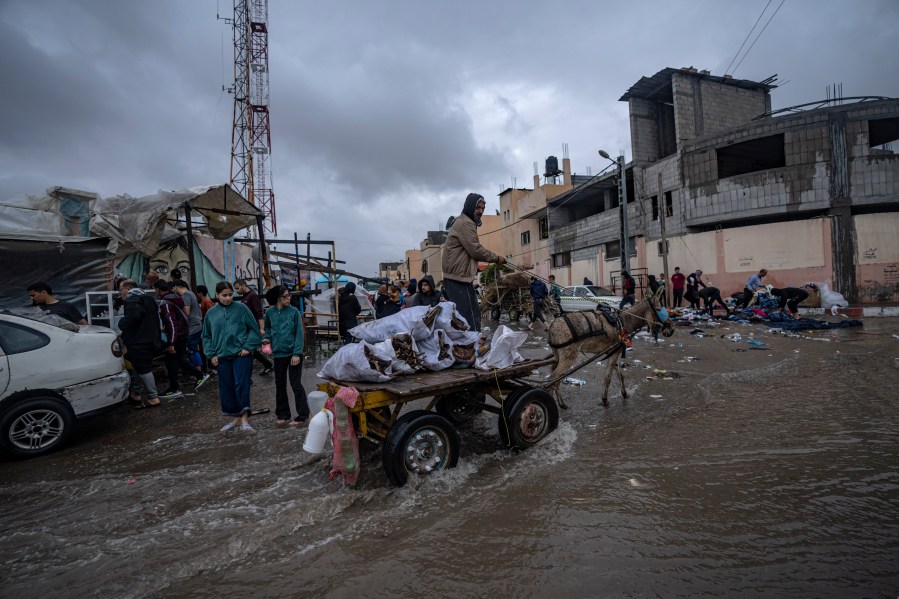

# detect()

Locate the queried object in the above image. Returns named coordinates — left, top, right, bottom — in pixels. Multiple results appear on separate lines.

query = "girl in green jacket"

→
left=264, top=286, right=309, bottom=426
left=202, top=281, right=262, bottom=432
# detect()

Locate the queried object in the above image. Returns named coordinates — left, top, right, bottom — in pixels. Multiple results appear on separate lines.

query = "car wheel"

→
left=0, top=396, right=76, bottom=457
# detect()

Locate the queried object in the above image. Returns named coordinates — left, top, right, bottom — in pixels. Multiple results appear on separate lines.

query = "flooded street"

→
left=2, top=318, right=898, bottom=598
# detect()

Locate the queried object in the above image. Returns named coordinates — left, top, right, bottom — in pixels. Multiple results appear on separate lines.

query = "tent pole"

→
left=256, top=215, right=272, bottom=289
left=184, top=204, right=198, bottom=290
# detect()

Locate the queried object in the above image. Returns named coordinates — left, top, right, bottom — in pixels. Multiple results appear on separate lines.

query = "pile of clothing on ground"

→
left=317, top=303, right=528, bottom=382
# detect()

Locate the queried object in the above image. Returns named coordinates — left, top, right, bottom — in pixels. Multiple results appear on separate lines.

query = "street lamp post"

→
left=599, top=150, right=629, bottom=273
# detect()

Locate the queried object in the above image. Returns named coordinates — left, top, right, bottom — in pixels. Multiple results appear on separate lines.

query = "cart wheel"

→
left=382, top=410, right=461, bottom=486
left=498, top=387, right=559, bottom=449
left=490, top=307, right=501, bottom=321
left=496, top=387, right=528, bottom=447
left=435, top=391, right=484, bottom=426
left=508, top=307, right=520, bottom=322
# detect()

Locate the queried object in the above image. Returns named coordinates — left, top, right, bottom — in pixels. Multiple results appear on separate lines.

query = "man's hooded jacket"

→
left=442, top=193, right=499, bottom=283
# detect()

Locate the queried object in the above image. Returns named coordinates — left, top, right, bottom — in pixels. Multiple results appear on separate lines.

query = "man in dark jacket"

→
left=234, top=278, right=274, bottom=374
left=441, top=193, right=506, bottom=331
left=619, top=271, right=636, bottom=310
left=155, top=280, right=204, bottom=397
left=527, top=277, right=548, bottom=331
left=118, top=280, right=162, bottom=407
left=338, top=282, right=362, bottom=344
left=410, top=275, right=442, bottom=307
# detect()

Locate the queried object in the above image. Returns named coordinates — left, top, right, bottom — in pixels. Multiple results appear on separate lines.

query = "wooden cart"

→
left=318, top=357, right=558, bottom=486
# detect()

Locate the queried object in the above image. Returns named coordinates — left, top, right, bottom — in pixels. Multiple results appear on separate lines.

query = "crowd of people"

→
left=25, top=269, right=311, bottom=432
left=605, top=266, right=810, bottom=319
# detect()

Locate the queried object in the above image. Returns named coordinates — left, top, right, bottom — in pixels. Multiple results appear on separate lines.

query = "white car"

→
left=0, top=311, right=130, bottom=457
left=559, top=285, right=620, bottom=312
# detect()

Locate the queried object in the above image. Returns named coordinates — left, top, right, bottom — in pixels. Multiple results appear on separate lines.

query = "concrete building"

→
left=548, top=66, right=899, bottom=302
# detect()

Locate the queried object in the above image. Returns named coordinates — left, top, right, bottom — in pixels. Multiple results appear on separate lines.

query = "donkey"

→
left=546, top=287, right=674, bottom=408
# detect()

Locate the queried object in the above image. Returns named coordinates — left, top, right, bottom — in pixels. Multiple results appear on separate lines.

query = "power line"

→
left=732, top=0, right=788, bottom=76
left=724, top=0, right=772, bottom=75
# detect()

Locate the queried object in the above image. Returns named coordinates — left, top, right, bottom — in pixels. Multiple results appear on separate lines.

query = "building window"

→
left=716, top=134, right=786, bottom=178
left=605, top=240, right=620, bottom=260
left=520, top=231, right=531, bottom=246
left=653, top=192, right=674, bottom=221
left=869, top=117, right=899, bottom=151
left=538, top=217, right=549, bottom=239
left=657, top=240, right=669, bottom=256
left=552, top=252, right=571, bottom=267
left=421, top=259, right=428, bottom=273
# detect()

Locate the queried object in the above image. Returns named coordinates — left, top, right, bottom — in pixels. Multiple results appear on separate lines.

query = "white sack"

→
left=819, top=283, right=849, bottom=309
left=350, top=305, right=434, bottom=342
left=317, top=341, right=394, bottom=383
left=414, top=329, right=456, bottom=371
left=475, top=325, right=528, bottom=370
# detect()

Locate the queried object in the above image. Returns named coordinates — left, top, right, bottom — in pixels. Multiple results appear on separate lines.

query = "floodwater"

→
left=1, top=318, right=898, bottom=598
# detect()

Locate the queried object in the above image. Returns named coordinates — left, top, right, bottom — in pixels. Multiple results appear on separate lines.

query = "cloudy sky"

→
left=1, top=0, right=897, bottom=275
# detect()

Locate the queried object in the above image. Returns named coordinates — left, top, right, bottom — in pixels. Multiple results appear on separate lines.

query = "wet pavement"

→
left=1, top=316, right=898, bottom=598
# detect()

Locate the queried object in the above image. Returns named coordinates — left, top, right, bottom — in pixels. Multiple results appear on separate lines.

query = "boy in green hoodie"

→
left=264, top=286, right=309, bottom=426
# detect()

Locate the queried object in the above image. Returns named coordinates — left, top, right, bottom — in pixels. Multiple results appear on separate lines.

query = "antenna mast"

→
left=226, top=0, right=277, bottom=234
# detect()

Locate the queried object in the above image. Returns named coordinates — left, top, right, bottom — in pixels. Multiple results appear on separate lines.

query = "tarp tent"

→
left=0, top=233, right=112, bottom=314
left=90, top=184, right=263, bottom=258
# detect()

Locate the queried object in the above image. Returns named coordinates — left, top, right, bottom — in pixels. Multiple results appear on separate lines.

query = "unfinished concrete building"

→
left=548, top=67, right=899, bottom=302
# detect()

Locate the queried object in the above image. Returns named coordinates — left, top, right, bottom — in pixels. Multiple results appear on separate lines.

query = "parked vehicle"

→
left=559, top=285, right=619, bottom=312
left=0, top=311, right=130, bottom=457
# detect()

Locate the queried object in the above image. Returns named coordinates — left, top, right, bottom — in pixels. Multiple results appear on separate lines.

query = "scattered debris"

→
left=746, top=339, right=765, bottom=346
left=563, top=377, right=587, bottom=386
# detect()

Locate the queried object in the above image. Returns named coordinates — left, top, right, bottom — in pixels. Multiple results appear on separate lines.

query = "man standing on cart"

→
left=442, top=193, right=506, bottom=331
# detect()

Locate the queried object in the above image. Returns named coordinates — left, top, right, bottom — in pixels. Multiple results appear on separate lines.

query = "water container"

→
left=302, top=410, right=333, bottom=454
left=307, top=390, right=328, bottom=415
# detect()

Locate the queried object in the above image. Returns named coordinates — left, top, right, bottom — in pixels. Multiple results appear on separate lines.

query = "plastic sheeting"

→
left=90, top=184, right=262, bottom=257
left=0, top=187, right=99, bottom=237
left=306, top=286, right=375, bottom=327
left=0, top=234, right=112, bottom=314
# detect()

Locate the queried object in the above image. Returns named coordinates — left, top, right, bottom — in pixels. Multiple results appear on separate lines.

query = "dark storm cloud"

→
left=1, top=0, right=897, bottom=273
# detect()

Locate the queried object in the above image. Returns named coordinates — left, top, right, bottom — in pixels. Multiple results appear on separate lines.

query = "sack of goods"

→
left=318, top=302, right=523, bottom=382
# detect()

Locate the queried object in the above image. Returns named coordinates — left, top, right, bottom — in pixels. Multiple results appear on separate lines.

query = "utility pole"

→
left=617, top=154, right=630, bottom=272
left=658, top=173, right=670, bottom=306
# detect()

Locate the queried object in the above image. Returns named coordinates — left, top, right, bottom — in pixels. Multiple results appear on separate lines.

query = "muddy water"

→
left=1, top=319, right=898, bottom=598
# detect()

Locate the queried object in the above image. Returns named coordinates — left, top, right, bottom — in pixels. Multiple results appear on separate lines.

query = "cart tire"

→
left=498, top=387, right=559, bottom=449
left=508, top=307, right=520, bottom=322
left=496, top=387, right=529, bottom=447
left=383, top=410, right=461, bottom=486
left=490, top=307, right=501, bottom=321
left=435, top=392, right=484, bottom=426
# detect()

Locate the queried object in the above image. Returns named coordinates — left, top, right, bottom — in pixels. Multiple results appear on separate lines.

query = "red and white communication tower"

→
left=225, top=0, right=276, bottom=234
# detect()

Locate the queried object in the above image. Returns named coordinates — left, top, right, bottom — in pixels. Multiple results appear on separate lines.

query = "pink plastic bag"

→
left=327, top=386, right=361, bottom=486
left=260, top=340, right=272, bottom=356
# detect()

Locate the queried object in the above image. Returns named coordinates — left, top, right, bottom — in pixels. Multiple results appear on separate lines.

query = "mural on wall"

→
left=117, top=234, right=260, bottom=290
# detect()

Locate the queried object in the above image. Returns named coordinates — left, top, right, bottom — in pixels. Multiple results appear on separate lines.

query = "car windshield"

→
left=587, top=286, right=614, bottom=297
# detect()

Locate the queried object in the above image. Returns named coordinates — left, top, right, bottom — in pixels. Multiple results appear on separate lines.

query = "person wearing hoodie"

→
left=155, top=279, right=205, bottom=398
left=441, top=193, right=507, bottom=331
left=376, top=284, right=404, bottom=318
left=118, top=279, right=163, bottom=408
left=337, top=282, right=362, bottom=344
left=406, top=278, right=417, bottom=297
left=203, top=281, right=263, bottom=432
left=527, top=276, right=548, bottom=331
left=410, top=275, right=442, bottom=307
left=264, top=286, right=309, bottom=426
